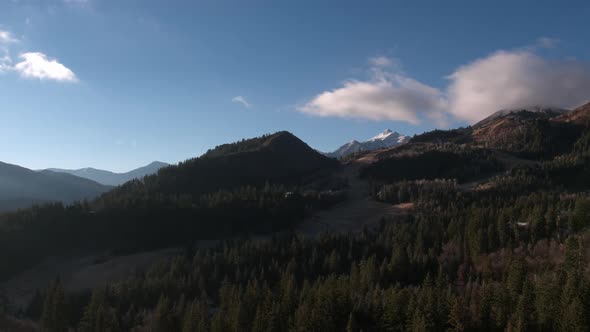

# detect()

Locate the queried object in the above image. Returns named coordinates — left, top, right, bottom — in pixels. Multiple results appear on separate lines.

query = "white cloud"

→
left=298, top=60, right=447, bottom=125
left=232, top=95, right=251, bottom=108
left=0, top=30, right=18, bottom=44
left=0, top=29, right=77, bottom=83
left=13, top=52, right=78, bottom=82
left=447, top=50, right=590, bottom=123
left=300, top=47, right=590, bottom=126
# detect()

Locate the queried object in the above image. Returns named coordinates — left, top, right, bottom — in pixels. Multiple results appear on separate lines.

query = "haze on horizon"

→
left=1, top=0, right=590, bottom=172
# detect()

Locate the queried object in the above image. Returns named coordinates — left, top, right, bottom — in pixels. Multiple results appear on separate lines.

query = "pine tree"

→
left=507, top=257, right=526, bottom=297
left=346, top=312, right=359, bottom=332
left=79, top=287, right=120, bottom=332
left=558, top=297, right=586, bottom=332
left=447, top=297, right=465, bottom=332
left=563, top=237, right=583, bottom=280
left=40, top=279, right=68, bottom=332
left=149, top=295, right=174, bottom=332
left=513, top=279, right=533, bottom=332
left=572, top=198, right=590, bottom=232
left=534, top=274, right=559, bottom=331
left=182, top=300, right=209, bottom=332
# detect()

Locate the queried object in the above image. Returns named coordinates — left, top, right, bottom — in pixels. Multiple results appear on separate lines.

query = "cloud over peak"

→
left=447, top=50, right=590, bottom=123
left=14, top=52, right=78, bottom=82
left=299, top=48, right=590, bottom=125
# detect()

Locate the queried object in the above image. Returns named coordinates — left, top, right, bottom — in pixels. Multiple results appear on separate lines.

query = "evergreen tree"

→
left=447, top=297, right=465, bottom=332
left=558, top=297, right=586, bottom=332
left=148, top=295, right=175, bottom=332
left=346, top=312, right=359, bottom=332
left=40, top=279, right=68, bottom=332
left=79, top=287, right=120, bottom=332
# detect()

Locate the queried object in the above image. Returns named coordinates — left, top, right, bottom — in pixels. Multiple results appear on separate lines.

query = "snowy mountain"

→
left=325, top=129, right=409, bottom=158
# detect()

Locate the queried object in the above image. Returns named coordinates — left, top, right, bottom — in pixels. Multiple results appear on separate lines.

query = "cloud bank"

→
left=299, top=45, right=590, bottom=125
left=447, top=51, right=590, bottom=123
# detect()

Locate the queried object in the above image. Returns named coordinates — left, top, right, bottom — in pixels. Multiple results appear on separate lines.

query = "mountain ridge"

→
left=553, top=101, right=590, bottom=125
left=45, top=161, right=169, bottom=186
left=105, top=131, right=338, bottom=200
left=473, top=106, right=568, bottom=129
left=0, top=161, right=112, bottom=211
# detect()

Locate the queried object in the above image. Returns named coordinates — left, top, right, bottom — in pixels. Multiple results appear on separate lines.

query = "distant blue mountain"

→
left=0, top=161, right=112, bottom=211
left=45, top=161, right=169, bottom=186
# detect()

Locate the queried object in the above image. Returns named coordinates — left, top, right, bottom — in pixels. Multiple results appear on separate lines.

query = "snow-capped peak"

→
left=325, top=129, right=410, bottom=159
left=369, top=129, right=398, bottom=141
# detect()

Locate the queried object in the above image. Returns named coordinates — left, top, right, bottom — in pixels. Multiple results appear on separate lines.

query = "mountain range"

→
left=325, top=129, right=410, bottom=158
left=1, top=102, right=590, bottom=320
left=0, top=162, right=111, bottom=212
left=46, top=161, right=169, bottom=186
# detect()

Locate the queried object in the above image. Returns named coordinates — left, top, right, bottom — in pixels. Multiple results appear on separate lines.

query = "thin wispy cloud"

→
left=63, top=0, right=90, bottom=4
left=368, top=56, right=394, bottom=67
left=299, top=43, right=590, bottom=125
left=0, top=30, right=18, bottom=44
left=536, top=36, right=559, bottom=49
left=0, top=30, right=17, bottom=73
left=0, top=55, right=11, bottom=72
left=232, top=96, right=251, bottom=108
left=14, top=52, right=78, bottom=82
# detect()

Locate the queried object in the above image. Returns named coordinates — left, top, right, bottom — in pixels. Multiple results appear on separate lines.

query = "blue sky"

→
left=1, top=0, right=590, bottom=172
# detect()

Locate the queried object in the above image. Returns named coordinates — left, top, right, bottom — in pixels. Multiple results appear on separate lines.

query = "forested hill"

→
left=0, top=131, right=338, bottom=282
left=409, top=104, right=590, bottom=158
left=97, top=131, right=337, bottom=207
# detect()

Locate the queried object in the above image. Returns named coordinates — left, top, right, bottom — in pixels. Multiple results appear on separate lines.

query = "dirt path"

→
left=297, top=154, right=412, bottom=236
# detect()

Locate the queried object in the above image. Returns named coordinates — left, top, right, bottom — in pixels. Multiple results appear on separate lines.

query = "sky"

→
left=1, top=0, right=590, bottom=172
